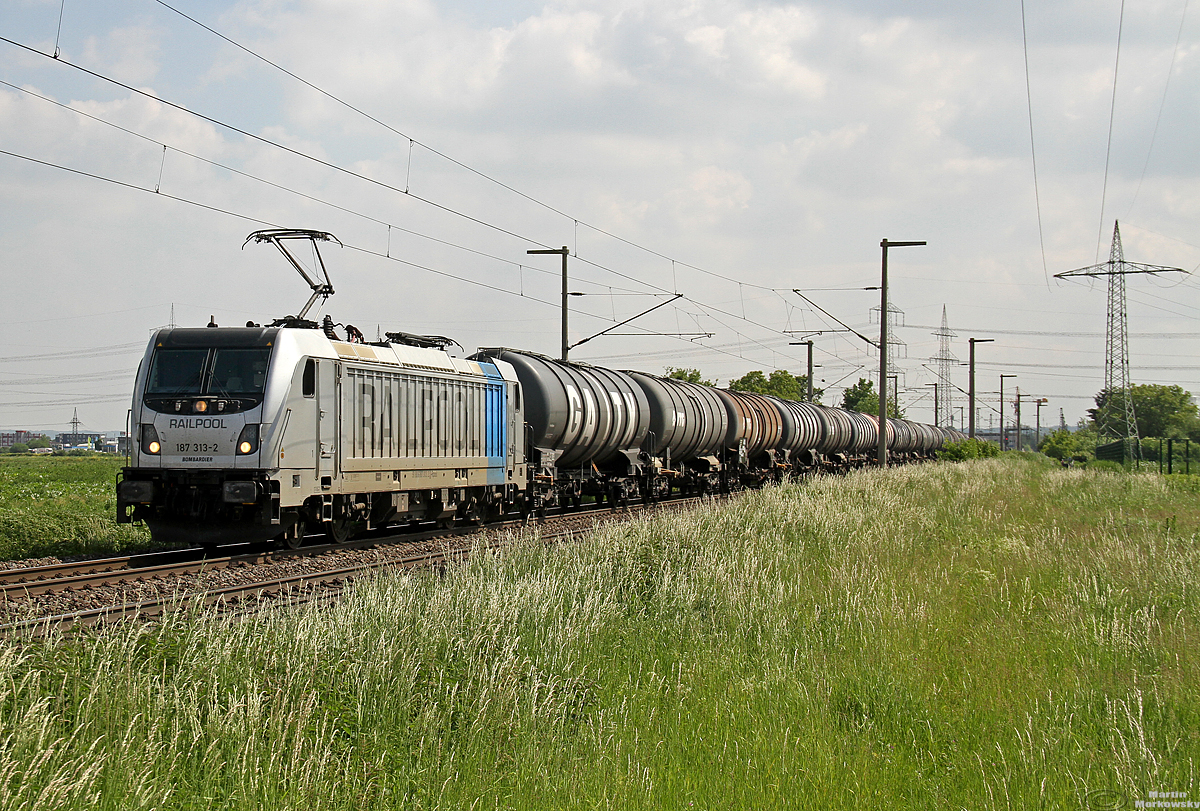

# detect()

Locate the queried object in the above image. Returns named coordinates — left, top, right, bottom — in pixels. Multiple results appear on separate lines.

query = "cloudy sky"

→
left=3, top=0, right=1199, bottom=435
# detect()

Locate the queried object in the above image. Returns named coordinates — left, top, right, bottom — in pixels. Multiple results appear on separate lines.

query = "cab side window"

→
left=302, top=359, right=316, bottom=397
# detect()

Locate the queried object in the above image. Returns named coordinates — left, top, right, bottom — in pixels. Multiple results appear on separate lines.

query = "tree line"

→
left=1040, top=383, right=1200, bottom=461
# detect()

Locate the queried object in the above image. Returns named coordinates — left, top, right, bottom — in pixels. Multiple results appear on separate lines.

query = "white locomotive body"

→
left=118, top=325, right=525, bottom=546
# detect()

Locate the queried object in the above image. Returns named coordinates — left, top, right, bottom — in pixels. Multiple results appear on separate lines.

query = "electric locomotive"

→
left=117, top=230, right=526, bottom=546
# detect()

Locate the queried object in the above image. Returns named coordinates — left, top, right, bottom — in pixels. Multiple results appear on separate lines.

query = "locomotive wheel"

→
left=460, top=500, right=483, bottom=526
left=325, top=518, right=355, bottom=544
left=281, top=521, right=306, bottom=550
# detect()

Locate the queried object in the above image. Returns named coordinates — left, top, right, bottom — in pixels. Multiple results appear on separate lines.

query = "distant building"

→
left=103, top=434, right=131, bottom=454
left=0, top=430, right=46, bottom=448
left=56, top=432, right=103, bottom=449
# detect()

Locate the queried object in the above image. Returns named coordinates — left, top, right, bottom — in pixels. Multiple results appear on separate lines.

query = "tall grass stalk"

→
left=1, top=457, right=1197, bottom=809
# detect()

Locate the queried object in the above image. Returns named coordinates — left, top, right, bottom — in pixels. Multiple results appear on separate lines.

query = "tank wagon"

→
left=118, top=329, right=966, bottom=548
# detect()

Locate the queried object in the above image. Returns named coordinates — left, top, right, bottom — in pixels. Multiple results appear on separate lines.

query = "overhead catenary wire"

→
left=0, top=369, right=136, bottom=385
left=0, top=37, right=823, bottom=370
left=0, top=394, right=131, bottom=408
left=0, top=341, right=144, bottom=363
left=0, top=79, right=652, bottom=297
left=0, top=145, right=828, bottom=375
left=0, top=145, right=582, bottom=314
left=896, top=322, right=1200, bottom=339
left=0, top=35, right=549, bottom=250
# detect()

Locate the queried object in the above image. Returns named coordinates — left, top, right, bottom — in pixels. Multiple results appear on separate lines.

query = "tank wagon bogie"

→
left=118, top=325, right=964, bottom=548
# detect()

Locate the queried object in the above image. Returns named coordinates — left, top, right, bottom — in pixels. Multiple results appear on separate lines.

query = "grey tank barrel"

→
left=624, top=371, right=728, bottom=463
left=472, top=348, right=649, bottom=469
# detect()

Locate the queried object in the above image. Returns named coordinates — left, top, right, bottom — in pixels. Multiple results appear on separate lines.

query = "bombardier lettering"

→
left=168, top=418, right=229, bottom=429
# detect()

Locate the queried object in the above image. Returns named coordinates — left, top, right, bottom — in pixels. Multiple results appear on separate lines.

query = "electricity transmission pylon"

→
left=1054, top=221, right=1184, bottom=456
left=869, top=300, right=906, bottom=392
left=930, top=305, right=956, bottom=427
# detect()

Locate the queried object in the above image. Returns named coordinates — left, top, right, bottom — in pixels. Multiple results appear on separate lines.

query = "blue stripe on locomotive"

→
left=478, top=362, right=508, bottom=485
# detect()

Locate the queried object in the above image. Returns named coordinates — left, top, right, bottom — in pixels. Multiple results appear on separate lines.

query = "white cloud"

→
left=79, top=24, right=164, bottom=86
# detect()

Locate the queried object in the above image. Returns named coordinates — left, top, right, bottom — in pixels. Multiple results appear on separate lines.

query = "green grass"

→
left=0, top=455, right=151, bottom=560
left=1, top=457, right=1198, bottom=809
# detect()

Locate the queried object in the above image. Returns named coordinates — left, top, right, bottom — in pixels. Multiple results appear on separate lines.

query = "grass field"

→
left=1, top=456, right=1197, bottom=809
left=0, top=455, right=151, bottom=560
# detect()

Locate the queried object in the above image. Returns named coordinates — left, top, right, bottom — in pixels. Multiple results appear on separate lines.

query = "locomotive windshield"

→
left=147, top=347, right=271, bottom=396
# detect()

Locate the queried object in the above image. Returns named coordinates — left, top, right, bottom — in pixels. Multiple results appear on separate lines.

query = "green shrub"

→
left=1086, top=459, right=1126, bottom=473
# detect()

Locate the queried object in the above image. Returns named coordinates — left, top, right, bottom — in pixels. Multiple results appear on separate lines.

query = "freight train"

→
left=116, top=319, right=966, bottom=548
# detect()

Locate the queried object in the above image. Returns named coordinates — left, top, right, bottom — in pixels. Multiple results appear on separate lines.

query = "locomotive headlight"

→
left=194, top=400, right=209, bottom=413
left=235, top=423, right=259, bottom=455
left=141, top=424, right=161, bottom=455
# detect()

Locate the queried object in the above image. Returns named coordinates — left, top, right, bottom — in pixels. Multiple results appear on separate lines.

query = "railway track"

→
left=0, top=492, right=726, bottom=636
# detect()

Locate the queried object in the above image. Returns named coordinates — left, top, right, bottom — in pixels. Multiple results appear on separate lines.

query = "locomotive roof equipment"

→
left=243, top=229, right=342, bottom=323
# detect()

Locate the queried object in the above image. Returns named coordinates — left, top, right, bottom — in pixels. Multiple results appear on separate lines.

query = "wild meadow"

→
left=0, top=455, right=151, bottom=560
left=0, top=456, right=1197, bottom=809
